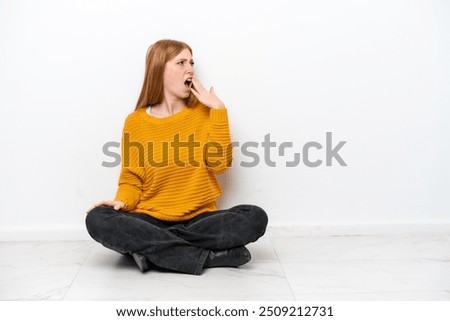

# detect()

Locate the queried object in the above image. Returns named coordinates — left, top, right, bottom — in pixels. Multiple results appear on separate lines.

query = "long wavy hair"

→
left=135, top=39, right=198, bottom=110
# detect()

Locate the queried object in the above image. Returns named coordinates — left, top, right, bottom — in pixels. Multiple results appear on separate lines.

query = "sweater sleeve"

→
left=114, top=115, right=144, bottom=211
left=205, top=108, right=233, bottom=174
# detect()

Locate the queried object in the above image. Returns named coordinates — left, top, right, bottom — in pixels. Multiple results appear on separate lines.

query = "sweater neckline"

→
left=139, top=105, right=190, bottom=124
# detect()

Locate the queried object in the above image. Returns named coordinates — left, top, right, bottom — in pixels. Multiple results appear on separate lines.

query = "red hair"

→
left=135, top=39, right=198, bottom=110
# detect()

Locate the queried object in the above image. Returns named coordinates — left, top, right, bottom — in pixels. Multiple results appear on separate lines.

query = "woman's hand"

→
left=86, top=200, right=125, bottom=213
left=190, top=77, right=225, bottom=109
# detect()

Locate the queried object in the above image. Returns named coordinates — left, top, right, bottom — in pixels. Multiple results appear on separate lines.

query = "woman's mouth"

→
left=184, top=78, right=192, bottom=88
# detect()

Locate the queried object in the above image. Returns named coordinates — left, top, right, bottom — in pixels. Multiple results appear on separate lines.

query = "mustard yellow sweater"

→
left=114, top=102, right=232, bottom=221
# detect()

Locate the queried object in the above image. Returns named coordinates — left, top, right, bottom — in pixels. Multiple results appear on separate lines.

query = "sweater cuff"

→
left=210, top=108, right=228, bottom=123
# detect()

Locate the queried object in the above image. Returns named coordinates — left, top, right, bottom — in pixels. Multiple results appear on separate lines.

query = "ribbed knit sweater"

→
left=114, top=102, right=232, bottom=221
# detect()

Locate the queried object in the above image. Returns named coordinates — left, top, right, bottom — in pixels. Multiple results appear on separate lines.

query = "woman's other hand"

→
left=86, top=200, right=125, bottom=213
left=190, top=77, right=225, bottom=109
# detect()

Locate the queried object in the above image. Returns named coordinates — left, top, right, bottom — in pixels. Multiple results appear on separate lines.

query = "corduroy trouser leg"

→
left=85, top=204, right=268, bottom=275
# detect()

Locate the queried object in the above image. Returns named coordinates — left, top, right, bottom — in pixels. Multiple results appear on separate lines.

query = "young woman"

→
left=86, top=39, right=268, bottom=275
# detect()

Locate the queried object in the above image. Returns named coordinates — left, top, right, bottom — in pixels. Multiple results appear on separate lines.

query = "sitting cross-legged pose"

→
left=86, top=39, right=268, bottom=275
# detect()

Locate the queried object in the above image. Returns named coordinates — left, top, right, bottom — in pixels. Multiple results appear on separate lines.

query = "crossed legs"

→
left=85, top=205, right=268, bottom=275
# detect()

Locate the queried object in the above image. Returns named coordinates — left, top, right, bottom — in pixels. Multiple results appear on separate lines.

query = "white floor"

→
left=1, top=231, right=450, bottom=301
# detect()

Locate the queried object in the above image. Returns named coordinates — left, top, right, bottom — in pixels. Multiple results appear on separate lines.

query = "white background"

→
left=0, top=0, right=449, bottom=235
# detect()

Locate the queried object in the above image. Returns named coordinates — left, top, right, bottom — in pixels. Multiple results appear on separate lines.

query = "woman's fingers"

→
left=86, top=201, right=103, bottom=213
left=190, top=77, right=225, bottom=109
left=95, top=200, right=110, bottom=207
left=190, top=86, right=200, bottom=98
left=86, top=200, right=124, bottom=214
left=87, top=200, right=107, bottom=212
left=113, top=201, right=124, bottom=210
left=192, top=77, right=206, bottom=93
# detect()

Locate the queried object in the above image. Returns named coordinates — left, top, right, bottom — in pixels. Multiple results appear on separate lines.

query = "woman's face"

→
left=163, top=48, right=194, bottom=100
